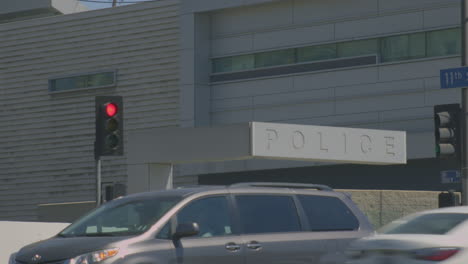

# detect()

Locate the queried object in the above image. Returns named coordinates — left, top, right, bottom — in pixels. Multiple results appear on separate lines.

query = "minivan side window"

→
left=165, top=196, right=233, bottom=238
left=298, top=195, right=359, bottom=231
left=236, top=195, right=301, bottom=234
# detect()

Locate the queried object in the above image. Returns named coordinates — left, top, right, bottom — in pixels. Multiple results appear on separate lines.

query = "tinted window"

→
left=297, top=43, right=337, bottom=62
left=427, top=28, right=461, bottom=57
left=298, top=195, right=359, bottom=231
left=211, top=27, right=460, bottom=77
left=175, top=196, right=233, bottom=238
left=380, top=213, right=468, bottom=235
left=337, top=39, right=379, bottom=58
left=49, top=71, right=115, bottom=92
left=255, top=49, right=295, bottom=68
left=380, top=32, right=425, bottom=62
left=236, top=195, right=301, bottom=234
left=213, top=54, right=254, bottom=73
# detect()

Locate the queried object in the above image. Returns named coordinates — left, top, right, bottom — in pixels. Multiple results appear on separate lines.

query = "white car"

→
left=346, top=206, right=468, bottom=264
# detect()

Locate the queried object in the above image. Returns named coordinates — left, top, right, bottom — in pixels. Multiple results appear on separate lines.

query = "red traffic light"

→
left=105, top=103, right=118, bottom=117
left=95, top=96, right=123, bottom=158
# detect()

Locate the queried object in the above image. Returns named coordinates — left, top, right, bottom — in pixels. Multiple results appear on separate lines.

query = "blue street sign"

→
left=441, top=170, right=461, bottom=183
left=440, top=67, right=468, bottom=89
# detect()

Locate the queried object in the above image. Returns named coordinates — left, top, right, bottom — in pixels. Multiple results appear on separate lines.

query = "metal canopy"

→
left=128, top=122, right=406, bottom=165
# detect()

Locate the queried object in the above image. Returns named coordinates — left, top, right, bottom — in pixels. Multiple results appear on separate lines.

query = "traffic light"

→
left=438, top=190, right=459, bottom=208
left=104, top=183, right=126, bottom=202
left=434, top=104, right=461, bottom=161
left=95, top=96, right=123, bottom=158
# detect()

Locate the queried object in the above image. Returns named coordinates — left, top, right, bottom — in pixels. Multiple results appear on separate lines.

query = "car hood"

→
left=16, top=236, right=128, bottom=263
left=348, top=234, right=459, bottom=250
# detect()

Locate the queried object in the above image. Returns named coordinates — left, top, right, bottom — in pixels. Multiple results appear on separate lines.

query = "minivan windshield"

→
left=59, top=196, right=181, bottom=237
left=379, top=213, right=468, bottom=235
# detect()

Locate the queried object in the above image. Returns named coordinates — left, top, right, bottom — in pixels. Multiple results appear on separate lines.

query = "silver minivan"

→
left=11, top=183, right=373, bottom=264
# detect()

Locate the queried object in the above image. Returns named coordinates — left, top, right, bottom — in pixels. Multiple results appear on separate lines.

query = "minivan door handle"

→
left=225, top=242, right=241, bottom=251
left=246, top=241, right=262, bottom=250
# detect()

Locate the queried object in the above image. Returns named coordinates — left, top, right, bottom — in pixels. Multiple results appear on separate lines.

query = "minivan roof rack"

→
left=229, top=182, right=333, bottom=191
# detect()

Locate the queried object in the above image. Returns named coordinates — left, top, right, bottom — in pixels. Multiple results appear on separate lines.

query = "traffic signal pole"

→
left=96, top=159, right=102, bottom=207
left=94, top=96, right=124, bottom=207
left=462, top=0, right=468, bottom=205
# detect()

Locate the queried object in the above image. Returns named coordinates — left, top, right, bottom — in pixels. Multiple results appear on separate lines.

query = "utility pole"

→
left=461, top=0, right=468, bottom=205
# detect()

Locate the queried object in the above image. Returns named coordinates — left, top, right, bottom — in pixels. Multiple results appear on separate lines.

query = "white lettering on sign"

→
left=253, top=122, right=406, bottom=165
left=318, top=132, right=329, bottom=152
left=343, top=133, right=348, bottom=154
left=444, top=71, right=464, bottom=87
left=266, top=129, right=278, bottom=150
left=292, top=131, right=305, bottom=150
left=360, top=135, right=372, bottom=154
left=385, top=136, right=395, bottom=156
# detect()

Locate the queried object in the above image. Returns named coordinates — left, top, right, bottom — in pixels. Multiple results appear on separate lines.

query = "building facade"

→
left=0, top=0, right=463, bottom=220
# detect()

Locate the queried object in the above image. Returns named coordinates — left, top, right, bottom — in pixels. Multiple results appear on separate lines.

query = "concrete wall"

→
left=38, top=201, right=96, bottom=222
left=0, top=221, right=69, bottom=264
left=343, top=189, right=459, bottom=228
left=210, top=0, right=459, bottom=54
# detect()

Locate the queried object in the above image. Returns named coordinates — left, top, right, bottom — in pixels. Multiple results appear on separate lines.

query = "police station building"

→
left=0, top=0, right=462, bottom=221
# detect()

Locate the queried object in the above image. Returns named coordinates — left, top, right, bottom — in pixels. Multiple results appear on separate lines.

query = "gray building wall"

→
left=177, top=0, right=462, bottom=177
left=0, top=0, right=180, bottom=220
left=0, top=0, right=463, bottom=220
left=0, top=0, right=89, bottom=23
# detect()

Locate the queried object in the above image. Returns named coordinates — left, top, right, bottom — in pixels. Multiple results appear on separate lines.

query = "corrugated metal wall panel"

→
left=0, top=0, right=181, bottom=220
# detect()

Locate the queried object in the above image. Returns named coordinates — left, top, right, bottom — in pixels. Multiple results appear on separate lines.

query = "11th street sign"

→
left=440, top=67, right=468, bottom=89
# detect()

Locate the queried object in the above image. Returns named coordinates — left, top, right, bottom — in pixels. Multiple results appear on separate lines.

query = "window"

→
left=213, top=57, right=232, bottom=73
left=381, top=32, right=425, bottom=62
left=255, top=49, right=295, bottom=68
left=173, top=196, right=233, bottom=238
left=297, top=43, right=337, bottom=63
left=211, top=28, right=460, bottom=79
left=213, top=54, right=255, bottom=73
left=156, top=221, right=172, bottom=240
left=231, top=54, right=255, bottom=71
left=49, top=71, right=116, bottom=92
left=236, top=195, right=301, bottom=234
left=298, top=195, right=359, bottom=231
left=427, top=28, right=461, bottom=57
left=59, top=196, right=181, bottom=237
left=337, top=39, right=379, bottom=58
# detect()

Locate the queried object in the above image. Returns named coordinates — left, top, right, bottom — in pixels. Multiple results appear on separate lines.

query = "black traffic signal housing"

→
left=438, top=190, right=459, bottom=208
left=95, top=96, right=123, bottom=159
left=104, top=183, right=126, bottom=202
left=434, top=104, right=461, bottom=161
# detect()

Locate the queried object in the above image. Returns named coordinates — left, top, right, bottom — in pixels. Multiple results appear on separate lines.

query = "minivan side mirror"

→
left=173, top=222, right=199, bottom=240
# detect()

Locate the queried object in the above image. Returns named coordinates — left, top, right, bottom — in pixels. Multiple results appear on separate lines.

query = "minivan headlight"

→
left=66, top=248, right=119, bottom=264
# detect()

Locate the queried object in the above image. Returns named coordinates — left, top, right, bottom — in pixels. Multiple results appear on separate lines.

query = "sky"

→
left=79, top=0, right=149, bottom=10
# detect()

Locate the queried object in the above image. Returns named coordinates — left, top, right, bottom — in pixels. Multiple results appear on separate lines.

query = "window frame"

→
left=48, top=69, right=117, bottom=93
